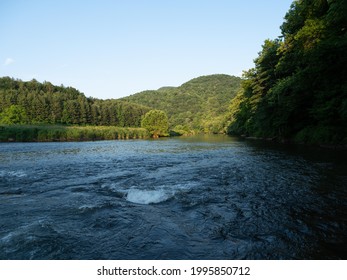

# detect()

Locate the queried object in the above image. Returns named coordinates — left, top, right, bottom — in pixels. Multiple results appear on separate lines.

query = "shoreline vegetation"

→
left=1, top=124, right=346, bottom=151
left=0, top=125, right=150, bottom=142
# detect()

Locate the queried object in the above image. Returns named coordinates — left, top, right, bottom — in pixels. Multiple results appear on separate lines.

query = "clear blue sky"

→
left=1, top=0, right=293, bottom=99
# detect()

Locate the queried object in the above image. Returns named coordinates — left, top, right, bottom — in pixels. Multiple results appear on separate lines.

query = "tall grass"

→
left=0, top=125, right=150, bottom=142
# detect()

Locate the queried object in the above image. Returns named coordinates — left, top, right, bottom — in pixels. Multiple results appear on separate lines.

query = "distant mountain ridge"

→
left=121, top=74, right=241, bottom=133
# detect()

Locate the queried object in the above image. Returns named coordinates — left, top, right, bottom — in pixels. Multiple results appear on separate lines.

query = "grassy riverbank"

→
left=0, top=125, right=150, bottom=142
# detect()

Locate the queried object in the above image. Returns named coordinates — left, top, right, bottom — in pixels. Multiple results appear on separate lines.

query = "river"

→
left=0, top=135, right=346, bottom=259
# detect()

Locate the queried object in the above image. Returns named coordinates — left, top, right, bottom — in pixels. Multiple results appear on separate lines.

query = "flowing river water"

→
left=0, top=135, right=346, bottom=259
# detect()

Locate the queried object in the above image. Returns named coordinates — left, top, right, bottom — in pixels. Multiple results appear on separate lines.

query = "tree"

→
left=0, top=77, right=151, bottom=127
left=0, top=105, right=28, bottom=124
left=227, top=0, right=347, bottom=145
left=141, top=110, right=169, bottom=138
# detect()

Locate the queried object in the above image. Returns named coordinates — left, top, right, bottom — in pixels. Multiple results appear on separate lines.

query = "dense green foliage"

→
left=0, top=125, right=149, bottom=142
left=122, top=74, right=241, bottom=134
left=0, top=77, right=151, bottom=127
left=0, top=105, right=28, bottom=124
left=0, top=75, right=241, bottom=141
left=227, top=0, right=347, bottom=145
left=141, top=110, right=169, bottom=138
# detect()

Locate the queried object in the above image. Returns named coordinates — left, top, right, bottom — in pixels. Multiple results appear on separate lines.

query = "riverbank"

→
left=0, top=125, right=150, bottom=142
left=240, top=135, right=347, bottom=150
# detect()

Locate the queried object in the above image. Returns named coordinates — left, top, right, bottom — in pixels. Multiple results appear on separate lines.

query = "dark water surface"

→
left=0, top=135, right=346, bottom=259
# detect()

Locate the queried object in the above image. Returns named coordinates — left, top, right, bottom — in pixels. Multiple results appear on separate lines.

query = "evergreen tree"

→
left=0, top=77, right=151, bottom=128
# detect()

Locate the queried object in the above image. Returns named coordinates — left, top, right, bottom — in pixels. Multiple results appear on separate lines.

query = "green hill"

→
left=121, top=74, right=241, bottom=133
left=0, top=74, right=242, bottom=135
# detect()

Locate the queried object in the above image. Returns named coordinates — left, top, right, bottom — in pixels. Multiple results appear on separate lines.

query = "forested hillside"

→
left=0, top=75, right=241, bottom=134
left=121, top=74, right=241, bottom=133
left=227, top=0, right=347, bottom=145
left=0, top=77, right=150, bottom=127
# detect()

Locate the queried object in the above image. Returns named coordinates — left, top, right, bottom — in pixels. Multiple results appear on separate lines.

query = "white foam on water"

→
left=9, top=171, right=27, bottom=178
left=0, top=170, right=27, bottom=178
left=124, top=183, right=196, bottom=205
left=0, top=219, right=48, bottom=245
left=126, top=188, right=175, bottom=205
left=0, top=232, right=14, bottom=244
left=78, top=204, right=95, bottom=211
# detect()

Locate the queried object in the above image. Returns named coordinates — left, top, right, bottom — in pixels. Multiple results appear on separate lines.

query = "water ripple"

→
left=0, top=136, right=346, bottom=259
